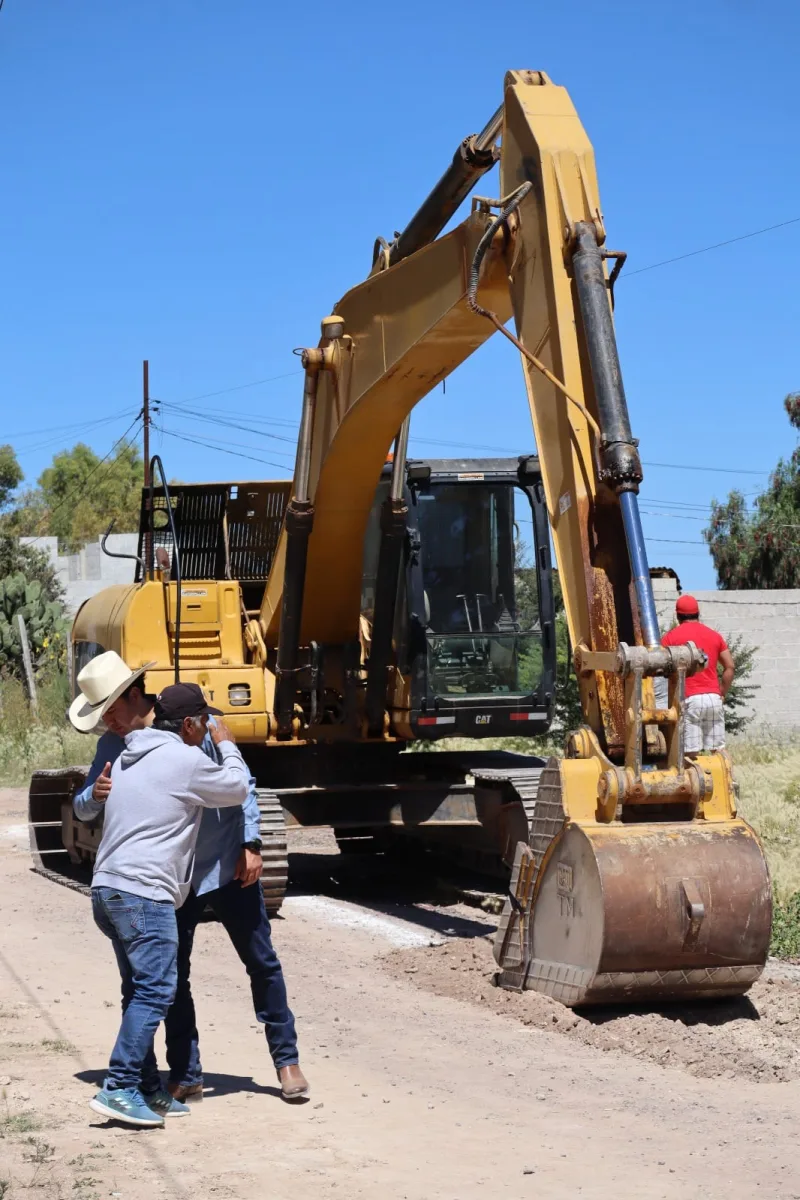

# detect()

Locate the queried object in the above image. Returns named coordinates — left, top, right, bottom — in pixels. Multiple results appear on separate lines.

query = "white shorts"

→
left=685, top=693, right=725, bottom=754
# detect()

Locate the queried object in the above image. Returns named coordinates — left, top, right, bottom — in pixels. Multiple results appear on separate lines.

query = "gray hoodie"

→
left=92, top=727, right=249, bottom=907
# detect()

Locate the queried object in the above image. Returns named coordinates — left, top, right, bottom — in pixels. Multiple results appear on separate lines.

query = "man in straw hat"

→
left=80, top=678, right=250, bottom=1126
left=70, top=653, right=308, bottom=1115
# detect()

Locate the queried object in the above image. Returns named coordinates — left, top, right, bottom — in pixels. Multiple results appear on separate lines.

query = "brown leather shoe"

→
left=278, top=1064, right=309, bottom=1100
left=167, top=1081, right=204, bottom=1102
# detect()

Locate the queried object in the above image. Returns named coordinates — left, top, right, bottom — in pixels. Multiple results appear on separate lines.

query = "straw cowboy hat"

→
left=68, top=651, right=155, bottom=733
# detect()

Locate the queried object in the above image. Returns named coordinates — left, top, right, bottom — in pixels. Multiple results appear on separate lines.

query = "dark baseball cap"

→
left=154, top=683, right=223, bottom=722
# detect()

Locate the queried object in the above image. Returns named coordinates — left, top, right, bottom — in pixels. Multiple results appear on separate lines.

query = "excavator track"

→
left=29, top=766, right=93, bottom=897
left=257, top=789, right=289, bottom=917
left=329, top=760, right=546, bottom=877
left=470, top=764, right=545, bottom=841
left=29, top=770, right=291, bottom=917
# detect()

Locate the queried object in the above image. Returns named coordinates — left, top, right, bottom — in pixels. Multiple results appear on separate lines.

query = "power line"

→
left=160, top=425, right=294, bottom=460
left=153, top=423, right=292, bottom=474
left=623, top=216, right=800, bottom=280
left=7, top=411, right=138, bottom=443
left=646, top=536, right=707, bottom=546
left=158, top=370, right=303, bottom=409
left=196, top=410, right=299, bottom=428
left=408, top=434, right=770, bottom=477
left=640, top=508, right=710, bottom=522
left=642, top=460, right=768, bottom=476
left=22, top=416, right=144, bottom=546
left=11, top=411, right=141, bottom=460
left=157, top=402, right=297, bottom=444
left=160, top=400, right=771, bottom=479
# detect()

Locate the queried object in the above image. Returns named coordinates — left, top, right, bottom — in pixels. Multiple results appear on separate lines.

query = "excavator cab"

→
left=361, top=456, right=555, bottom=738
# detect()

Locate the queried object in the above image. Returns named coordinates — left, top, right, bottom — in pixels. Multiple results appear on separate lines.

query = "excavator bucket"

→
left=495, top=758, right=772, bottom=1006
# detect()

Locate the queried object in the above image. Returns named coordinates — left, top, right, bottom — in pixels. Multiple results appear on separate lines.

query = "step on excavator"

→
left=30, top=70, right=771, bottom=1005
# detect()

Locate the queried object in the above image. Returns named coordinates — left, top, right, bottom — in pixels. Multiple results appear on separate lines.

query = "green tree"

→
left=705, top=393, right=800, bottom=588
left=721, top=632, right=758, bottom=737
left=5, top=441, right=143, bottom=553
left=0, top=444, right=23, bottom=510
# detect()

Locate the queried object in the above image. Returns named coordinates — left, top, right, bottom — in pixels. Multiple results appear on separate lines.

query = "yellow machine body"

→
left=72, top=580, right=272, bottom=742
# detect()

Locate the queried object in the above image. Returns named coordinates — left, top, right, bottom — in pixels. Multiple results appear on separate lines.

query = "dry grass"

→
left=0, top=724, right=92, bottom=787
left=730, top=733, right=800, bottom=901
left=0, top=674, right=95, bottom=786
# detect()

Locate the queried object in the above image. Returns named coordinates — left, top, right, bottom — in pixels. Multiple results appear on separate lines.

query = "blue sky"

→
left=2, top=0, right=798, bottom=588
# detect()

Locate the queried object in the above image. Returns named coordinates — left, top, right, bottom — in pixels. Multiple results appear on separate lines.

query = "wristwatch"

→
left=241, top=839, right=263, bottom=853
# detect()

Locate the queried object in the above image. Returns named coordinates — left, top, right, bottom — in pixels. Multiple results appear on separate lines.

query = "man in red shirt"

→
left=661, top=594, right=735, bottom=755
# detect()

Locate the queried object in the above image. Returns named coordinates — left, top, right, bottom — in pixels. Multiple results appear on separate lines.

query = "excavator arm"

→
left=259, top=70, right=665, bottom=751
left=259, top=69, right=771, bottom=1006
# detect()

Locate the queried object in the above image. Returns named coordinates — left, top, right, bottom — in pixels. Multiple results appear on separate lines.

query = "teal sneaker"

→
left=89, top=1087, right=164, bottom=1128
left=142, top=1089, right=190, bottom=1118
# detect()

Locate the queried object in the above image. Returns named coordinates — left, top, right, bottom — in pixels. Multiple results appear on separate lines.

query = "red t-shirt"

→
left=661, top=621, right=728, bottom=697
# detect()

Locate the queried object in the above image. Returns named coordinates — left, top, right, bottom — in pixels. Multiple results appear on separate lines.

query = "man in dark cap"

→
left=661, top=595, right=735, bottom=755
left=72, top=663, right=308, bottom=1117
left=87, top=682, right=249, bottom=1127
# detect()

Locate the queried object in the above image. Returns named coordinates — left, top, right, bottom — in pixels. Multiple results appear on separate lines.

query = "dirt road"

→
left=2, top=785, right=800, bottom=1200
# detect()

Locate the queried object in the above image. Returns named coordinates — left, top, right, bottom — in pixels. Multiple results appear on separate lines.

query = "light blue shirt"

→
left=74, top=727, right=262, bottom=897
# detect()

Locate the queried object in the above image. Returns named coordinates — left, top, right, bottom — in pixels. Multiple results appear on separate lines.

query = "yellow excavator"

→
left=30, top=70, right=771, bottom=1006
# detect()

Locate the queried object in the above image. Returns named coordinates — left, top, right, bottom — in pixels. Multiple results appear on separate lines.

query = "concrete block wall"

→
left=20, top=534, right=139, bottom=616
left=652, top=575, right=800, bottom=731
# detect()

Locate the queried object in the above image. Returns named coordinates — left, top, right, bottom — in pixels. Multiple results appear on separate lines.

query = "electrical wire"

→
left=153, top=423, right=292, bottom=473
left=158, top=396, right=771, bottom=479
left=645, top=536, right=708, bottom=546
left=623, top=216, right=800, bottom=280
left=639, top=508, right=708, bottom=521
left=23, top=415, right=144, bottom=546
left=160, top=370, right=303, bottom=409
left=11, top=411, right=141, bottom=459
left=643, top=460, right=768, bottom=476
left=407, top=433, right=770, bottom=476
left=159, top=426, right=294, bottom=460
left=193, top=410, right=299, bottom=428
left=155, top=402, right=297, bottom=444
left=157, top=401, right=300, bottom=432
left=7, top=410, right=139, bottom=444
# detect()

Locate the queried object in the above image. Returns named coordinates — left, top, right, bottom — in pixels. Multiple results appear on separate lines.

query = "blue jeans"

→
left=165, top=880, right=298, bottom=1084
left=92, top=887, right=178, bottom=1094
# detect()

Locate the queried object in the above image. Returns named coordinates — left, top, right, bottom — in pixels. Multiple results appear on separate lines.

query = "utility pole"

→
left=17, top=614, right=39, bottom=719
left=143, top=359, right=151, bottom=487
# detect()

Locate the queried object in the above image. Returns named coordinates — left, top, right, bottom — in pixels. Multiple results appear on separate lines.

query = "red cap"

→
left=676, top=594, right=699, bottom=616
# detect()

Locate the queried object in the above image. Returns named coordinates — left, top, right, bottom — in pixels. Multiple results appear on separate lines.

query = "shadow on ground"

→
left=75, top=1069, right=303, bottom=1103
left=578, top=994, right=760, bottom=1029
left=287, top=847, right=499, bottom=938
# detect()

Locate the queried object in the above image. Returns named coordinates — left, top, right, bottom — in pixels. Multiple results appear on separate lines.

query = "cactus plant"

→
left=0, top=571, right=69, bottom=677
